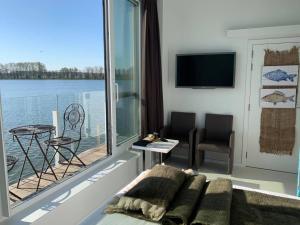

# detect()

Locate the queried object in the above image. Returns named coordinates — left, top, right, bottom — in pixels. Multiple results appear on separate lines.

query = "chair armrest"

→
left=188, top=128, right=197, bottom=145
left=195, top=128, right=206, bottom=145
left=160, top=126, right=171, bottom=138
left=229, top=131, right=235, bottom=149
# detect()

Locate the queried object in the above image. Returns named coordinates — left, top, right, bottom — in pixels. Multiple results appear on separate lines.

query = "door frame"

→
left=242, top=37, right=300, bottom=167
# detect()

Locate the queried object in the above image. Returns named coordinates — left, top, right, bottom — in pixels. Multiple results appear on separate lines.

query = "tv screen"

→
left=176, top=53, right=236, bottom=88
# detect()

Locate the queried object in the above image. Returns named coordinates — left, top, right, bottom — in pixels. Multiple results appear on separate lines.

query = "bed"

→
left=80, top=165, right=300, bottom=225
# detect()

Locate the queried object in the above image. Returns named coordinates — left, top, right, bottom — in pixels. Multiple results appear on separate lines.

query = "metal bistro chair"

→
left=45, top=103, right=86, bottom=178
left=7, top=155, right=18, bottom=172
left=6, top=155, right=22, bottom=200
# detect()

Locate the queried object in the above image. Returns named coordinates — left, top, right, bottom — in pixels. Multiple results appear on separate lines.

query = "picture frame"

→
left=260, top=88, right=297, bottom=108
left=261, top=65, right=299, bottom=86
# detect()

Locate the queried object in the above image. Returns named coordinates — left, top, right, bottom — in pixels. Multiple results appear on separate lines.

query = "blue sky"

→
left=0, top=0, right=104, bottom=71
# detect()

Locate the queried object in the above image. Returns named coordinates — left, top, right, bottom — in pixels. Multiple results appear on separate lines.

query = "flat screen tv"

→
left=176, top=52, right=236, bottom=88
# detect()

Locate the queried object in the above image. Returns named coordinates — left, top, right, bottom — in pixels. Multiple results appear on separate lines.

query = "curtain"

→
left=141, top=0, right=164, bottom=136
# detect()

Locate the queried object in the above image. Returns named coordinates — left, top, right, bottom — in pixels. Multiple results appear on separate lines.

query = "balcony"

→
left=3, top=91, right=107, bottom=205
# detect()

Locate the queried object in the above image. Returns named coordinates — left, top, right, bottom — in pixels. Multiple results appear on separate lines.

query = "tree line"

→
left=0, top=62, right=105, bottom=79
left=0, top=62, right=134, bottom=80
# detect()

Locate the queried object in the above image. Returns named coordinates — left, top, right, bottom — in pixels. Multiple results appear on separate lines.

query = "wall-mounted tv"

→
left=176, top=52, right=236, bottom=88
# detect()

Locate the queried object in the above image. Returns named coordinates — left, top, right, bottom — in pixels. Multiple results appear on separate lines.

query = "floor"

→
left=165, top=157, right=298, bottom=196
left=9, top=145, right=108, bottom=204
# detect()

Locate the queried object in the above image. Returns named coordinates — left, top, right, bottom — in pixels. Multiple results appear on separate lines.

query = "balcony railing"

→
left=2, top=91, right=107, bottom=204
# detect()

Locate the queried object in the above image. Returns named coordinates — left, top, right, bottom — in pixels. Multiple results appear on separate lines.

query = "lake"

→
left=0, top=80, right=106, bottom=184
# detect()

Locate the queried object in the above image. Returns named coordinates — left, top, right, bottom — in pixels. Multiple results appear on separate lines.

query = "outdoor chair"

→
left=45, top=103, right=86, bottom=178
left=7, top=155, right=18, bottom=172
left=6, top=155, right=22, bottom=200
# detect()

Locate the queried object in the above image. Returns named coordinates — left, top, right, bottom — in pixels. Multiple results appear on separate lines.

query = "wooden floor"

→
left=9, top=145, right=107, bottom=203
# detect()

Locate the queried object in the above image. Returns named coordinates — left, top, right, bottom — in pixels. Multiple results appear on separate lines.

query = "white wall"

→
left=159, top=0, right=300, bottom=165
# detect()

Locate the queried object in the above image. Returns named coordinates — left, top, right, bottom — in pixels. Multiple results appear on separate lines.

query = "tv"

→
left=176, top=52, right=236, bottom=88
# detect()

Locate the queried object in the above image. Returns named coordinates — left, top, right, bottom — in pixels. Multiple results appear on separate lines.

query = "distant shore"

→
left=0, top=71, right=105, bottom=80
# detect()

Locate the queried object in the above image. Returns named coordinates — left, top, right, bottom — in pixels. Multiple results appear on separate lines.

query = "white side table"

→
left=132, top=139, right=179, bottom=170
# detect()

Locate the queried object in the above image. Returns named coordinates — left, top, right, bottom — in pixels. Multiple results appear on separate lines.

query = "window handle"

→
left=115, top=83, right=119, bottom=102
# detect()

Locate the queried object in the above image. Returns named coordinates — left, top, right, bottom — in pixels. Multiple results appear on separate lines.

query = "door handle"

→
left=115, top=83, right=119, bottom=102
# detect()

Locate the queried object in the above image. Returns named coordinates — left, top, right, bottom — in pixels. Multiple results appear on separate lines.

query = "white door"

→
left=246, top=41, right=300, bottom=173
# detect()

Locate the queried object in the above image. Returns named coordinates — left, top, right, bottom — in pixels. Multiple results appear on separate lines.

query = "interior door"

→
left=246, top=41, right=300, bottom=173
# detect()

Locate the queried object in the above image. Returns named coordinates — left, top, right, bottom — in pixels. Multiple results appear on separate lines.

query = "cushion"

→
left=198, top=141, right=230, bottom=153
left=170, top=112, right=195, bottom=137
left=205, top=114, right=233, bottom=142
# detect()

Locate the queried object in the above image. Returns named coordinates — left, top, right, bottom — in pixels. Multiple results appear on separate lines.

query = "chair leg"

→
left=60, top=145, right=86, bottom=167
left=195, top=150, right=204, bottom=170
left=45, top=146, right=69, bottom=172
left=188, top=145, right=193, bottom=168
left=195, top=150, right=200, bottom=170
left=227, top=151, right=233, bottom=174
left=62, top=142, right=86, bottom=178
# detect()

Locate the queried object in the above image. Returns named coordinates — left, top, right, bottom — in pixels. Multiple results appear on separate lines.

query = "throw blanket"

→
left=231, top=189, right=300, bottom=225
left=162, top=174, right=207, bottom=225
left=191, top=178, right=232, bottom=225
left=105, top=164, right=188, bottom=221
left=105, top=165, right=300, bottom=225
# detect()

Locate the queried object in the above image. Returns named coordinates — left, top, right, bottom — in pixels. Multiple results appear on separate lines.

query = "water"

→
left=0, top=80, right=106, bottom=184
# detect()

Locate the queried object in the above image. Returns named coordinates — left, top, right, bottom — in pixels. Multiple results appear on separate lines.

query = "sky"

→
left=0, top=0, right=105, bottom=71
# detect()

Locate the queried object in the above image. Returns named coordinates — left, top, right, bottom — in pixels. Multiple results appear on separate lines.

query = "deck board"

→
left=9, top=145, right=107, bottom=203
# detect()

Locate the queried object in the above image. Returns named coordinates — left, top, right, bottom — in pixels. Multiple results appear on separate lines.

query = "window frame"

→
left=110, top=0, right=142, bottom=154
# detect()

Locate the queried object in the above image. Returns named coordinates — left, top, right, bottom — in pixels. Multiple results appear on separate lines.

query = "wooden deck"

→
left=9, top=145, right=107, bottom=203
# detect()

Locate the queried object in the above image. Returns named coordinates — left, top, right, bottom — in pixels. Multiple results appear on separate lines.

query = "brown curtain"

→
left=141, top=0, right=164, bottom=136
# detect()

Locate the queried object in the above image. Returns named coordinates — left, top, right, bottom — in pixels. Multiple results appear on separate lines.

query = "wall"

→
left=159, top=0, right=300, bottom=165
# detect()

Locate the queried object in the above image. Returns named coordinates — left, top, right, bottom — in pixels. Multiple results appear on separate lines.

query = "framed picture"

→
left=260, top=88, right=297, bottom=108
left=262, top=65, right=299, bottom=86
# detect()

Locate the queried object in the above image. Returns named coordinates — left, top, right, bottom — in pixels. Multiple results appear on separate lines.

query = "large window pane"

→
left=114, top=0, right=140, bottom=145
left=0, top=0, right=107, bottom=206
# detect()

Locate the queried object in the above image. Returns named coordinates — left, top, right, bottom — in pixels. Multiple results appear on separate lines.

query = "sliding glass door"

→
left=112, top=0, right=140, bottom=148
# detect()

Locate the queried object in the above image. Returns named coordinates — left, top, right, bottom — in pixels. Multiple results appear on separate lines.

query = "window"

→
left=0, top=0, right=109, bottom=206
left=113, top=0, right=140, bottom=145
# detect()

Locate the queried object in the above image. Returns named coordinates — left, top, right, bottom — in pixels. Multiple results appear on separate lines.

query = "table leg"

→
left=15, top=135, right=39, bottom=188
left=143, top=150, right=145, bottom=171
left=35, top=134, right=58, bottom=190
left=160, top=153, right=163, bottom=164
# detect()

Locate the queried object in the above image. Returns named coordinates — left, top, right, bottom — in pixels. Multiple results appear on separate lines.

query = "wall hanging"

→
left=260, top=46, right=299, bottom=155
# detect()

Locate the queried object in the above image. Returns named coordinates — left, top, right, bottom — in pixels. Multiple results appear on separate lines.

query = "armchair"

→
left=160, top=112, right=196, bottom=167
left=195, top=113, right=234, bottom=174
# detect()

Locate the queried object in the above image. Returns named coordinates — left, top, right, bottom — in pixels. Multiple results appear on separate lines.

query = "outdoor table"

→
left=9, top=124, right=57, bottom=191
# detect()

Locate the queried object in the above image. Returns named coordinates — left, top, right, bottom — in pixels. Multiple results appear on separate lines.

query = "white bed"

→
left=79, top=170, right=300, bottom=225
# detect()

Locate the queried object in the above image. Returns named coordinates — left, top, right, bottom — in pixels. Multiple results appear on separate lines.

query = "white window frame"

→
left=110, top=0, right=142, bottom=155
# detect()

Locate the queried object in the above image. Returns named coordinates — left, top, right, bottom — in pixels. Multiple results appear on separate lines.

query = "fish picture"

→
left=260, top=88, right=297, bottom=108
left=262, top=65, right=299, bottom=86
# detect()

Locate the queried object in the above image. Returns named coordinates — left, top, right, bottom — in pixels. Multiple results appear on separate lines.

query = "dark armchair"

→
left=195, top=113, right=234, bottom=174
left=160, top=112, right=196, bottom=168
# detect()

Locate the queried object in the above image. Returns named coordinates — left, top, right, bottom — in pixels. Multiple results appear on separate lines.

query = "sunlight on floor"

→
left=165, top=157, right=297, bottom=196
